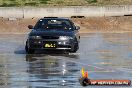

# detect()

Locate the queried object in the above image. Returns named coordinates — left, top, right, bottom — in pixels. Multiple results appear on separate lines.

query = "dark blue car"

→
left=25, top=17, right=80, bottom=54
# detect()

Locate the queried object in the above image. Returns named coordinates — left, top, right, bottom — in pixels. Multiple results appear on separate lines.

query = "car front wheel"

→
left=25, top=43, right=35, bottom=54
left=70, top=43, right=79, bottom=53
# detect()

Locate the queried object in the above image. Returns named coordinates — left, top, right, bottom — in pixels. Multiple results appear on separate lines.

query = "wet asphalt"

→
left=0, top=33, right=132, bottom=88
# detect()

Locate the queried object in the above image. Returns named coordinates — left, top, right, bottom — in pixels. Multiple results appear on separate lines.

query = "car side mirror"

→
left=76, top=26, right=80, bottom=30
left=28, top=25, right=34, bottom=29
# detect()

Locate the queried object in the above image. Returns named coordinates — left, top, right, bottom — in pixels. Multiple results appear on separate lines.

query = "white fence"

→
left=0, top=6, right=132, bottom=18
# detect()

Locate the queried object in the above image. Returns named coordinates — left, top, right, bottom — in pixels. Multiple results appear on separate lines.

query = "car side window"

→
left=70, top=21, right=76, bottom=30
left=34, top=19, right=44, bottom=29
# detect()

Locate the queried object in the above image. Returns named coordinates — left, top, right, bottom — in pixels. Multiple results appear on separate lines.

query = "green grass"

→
left=0, top=0, right=50, bottom=7
left=0, top=0, right=132, bottom=7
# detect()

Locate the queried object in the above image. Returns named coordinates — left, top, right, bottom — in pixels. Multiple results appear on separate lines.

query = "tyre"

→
left=79, top=77, right=91, bottom=86
left=70, top=43, right=79, bottom=53
left=25, top=43, right=35, bottom=54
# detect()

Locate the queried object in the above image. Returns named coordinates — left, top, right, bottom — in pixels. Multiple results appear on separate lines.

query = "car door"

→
left=72, top=21, right=80, bottom=42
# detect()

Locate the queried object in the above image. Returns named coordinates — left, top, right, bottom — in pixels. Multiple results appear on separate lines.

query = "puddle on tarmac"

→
left=0, top=33, right=132, bottom=88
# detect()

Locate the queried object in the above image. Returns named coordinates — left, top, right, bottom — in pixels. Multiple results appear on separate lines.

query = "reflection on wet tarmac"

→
left=26, top=54, right=80, bottom=87
left=0, top=33, right=132, bottom=88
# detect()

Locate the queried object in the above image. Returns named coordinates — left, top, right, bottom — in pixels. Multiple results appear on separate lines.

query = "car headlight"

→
left=29, top=36, right=41, bottom=39
left=59, top=36, right=73, bottom=40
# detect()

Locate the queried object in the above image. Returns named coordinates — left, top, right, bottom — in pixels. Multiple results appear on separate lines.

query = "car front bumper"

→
left=28, top=39, right=74, bottom=50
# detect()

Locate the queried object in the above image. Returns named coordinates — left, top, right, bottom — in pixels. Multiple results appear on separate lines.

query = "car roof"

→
left=40, top=17, right=69, bottom=20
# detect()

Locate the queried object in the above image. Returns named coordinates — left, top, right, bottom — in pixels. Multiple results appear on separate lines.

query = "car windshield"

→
left=34, top=19, right=73, bottom=30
